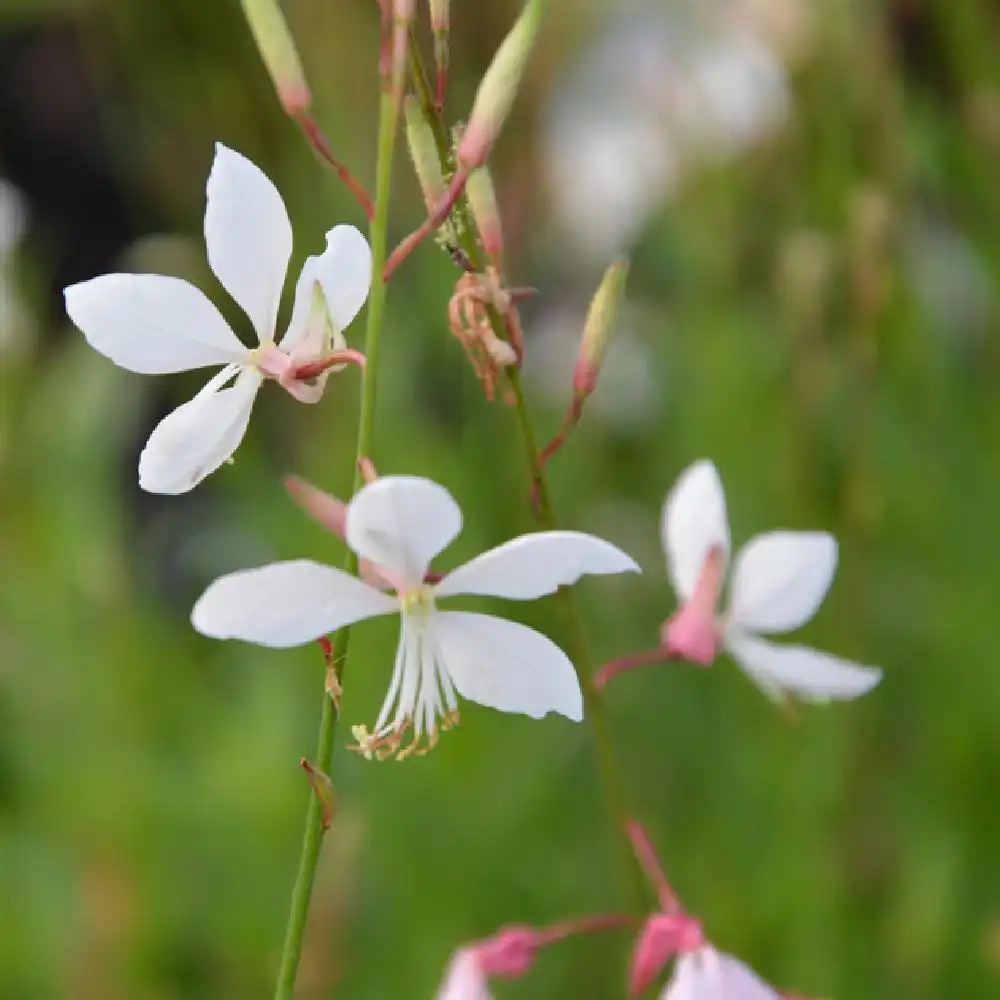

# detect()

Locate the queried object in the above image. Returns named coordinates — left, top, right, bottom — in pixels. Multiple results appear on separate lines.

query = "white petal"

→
left=205, top=143, right=292, bottom=341
left=662, top=460, right=730, bottom=602
left=436, top=949, right=492, bottom=1000
left=726, top=633, right=883, bottom=702
left=728, top=531, right=837, bottom=633
left=192, top=559, right=397, bottom=646
left=346, top=476, right=462, bottom=589
left=434, top=611, right=583, bottom=721
left=662, top=948, right=778, bottom=1000
left=64, top=274, right=249, bottom=373
left=280, top=225, right=371, bottom=352
left=436, top=530, right=640, bottom=600
left=138, top=368, right=262, bottom=494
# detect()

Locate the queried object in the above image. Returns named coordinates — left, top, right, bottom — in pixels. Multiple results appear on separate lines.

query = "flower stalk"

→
left=272, top=88, right=400, bottom=1000
left=239, top=0, right=373, bottom=219
left=404, top=37, right=648, bottom=911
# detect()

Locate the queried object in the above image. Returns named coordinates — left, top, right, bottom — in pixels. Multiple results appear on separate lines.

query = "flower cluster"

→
left=66, top=4, right=886, bottom=993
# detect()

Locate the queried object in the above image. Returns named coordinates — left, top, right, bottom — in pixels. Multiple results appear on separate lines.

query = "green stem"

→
left=507, top=370, right=646, bottom=907
left=273, top=91, right=399, bottom=1000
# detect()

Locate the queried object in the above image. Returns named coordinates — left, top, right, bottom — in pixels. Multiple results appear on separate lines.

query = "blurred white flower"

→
left=662, top=460, right=882, bottom=701
left=64, top=143, right=371, bottom=494
left=437, top=949, right=492, bottom=1000
left=545, top=0, right=793, bottom=261
left=192, top=475, right=639, bottom=757
left=661, top=945, right=779, bottom=1000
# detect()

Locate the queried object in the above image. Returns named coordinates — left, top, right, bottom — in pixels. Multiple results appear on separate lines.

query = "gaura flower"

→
left=64, top=143, right=371, bottom=494
left=625, top=820, right=809, bottom=1000
left=192, top=475, right=640, bottom=757
left=661, top=460, right=882, bottom=701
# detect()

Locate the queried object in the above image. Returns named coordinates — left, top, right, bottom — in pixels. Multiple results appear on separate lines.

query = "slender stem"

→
left=403, top=38, right=645, bottom=908
left=506, top=370, right=647, bottom=907
left=273, top=91, right=399, bottom=1000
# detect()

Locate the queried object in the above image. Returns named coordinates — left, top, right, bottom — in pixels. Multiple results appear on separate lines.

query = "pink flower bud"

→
left=572, top=257, right=629, bottom=399
left=457, top=0, right=545, bottom=169
left=629, top=914, right=705, bottom=996
left=465, top=164, right=504, bottom=264
left=239, top=0, right=311, bottom=114
left=475, top=925, right=538, bottom=979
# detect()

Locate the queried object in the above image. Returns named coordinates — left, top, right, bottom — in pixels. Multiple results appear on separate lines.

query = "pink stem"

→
left=383, top=168, right=469, bottom=280
left=532, top=913, right=636, bottom=947
left=292, top=349, right=367, bottom=380
left=593, top=646, right=679, bottom=690
left=626, top=819, right=681, bottom=913
left=294, top=112, right=374, bottom=220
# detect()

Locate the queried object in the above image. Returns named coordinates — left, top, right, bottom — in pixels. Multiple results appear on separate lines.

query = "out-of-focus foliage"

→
left=2, top=1, right=999, bottom=998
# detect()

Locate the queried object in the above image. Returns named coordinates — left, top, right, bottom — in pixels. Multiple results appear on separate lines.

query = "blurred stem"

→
left=406, top=40, right=647, bottom=910
left=274, top=90, right=399, bottom=1000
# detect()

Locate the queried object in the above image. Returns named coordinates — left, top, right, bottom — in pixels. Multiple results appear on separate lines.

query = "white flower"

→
left=662, top=460, right=882, bottom=701
left=64, top=143, right=371, bottom=494
left=661, top=946, right=779, bottom=1000
left=436, top=949, right=492, bottom=1000
left=192, top=475, right=640, bottom=756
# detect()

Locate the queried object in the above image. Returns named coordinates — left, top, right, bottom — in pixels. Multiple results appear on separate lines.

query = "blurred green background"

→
left=2, top=0, right=1000, bottom=997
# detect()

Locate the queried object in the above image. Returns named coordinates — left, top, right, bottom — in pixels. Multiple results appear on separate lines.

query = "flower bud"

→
left=404, top=95, right=448, bottom=212
left=429, top=0, right=450, bottom=105
left=457, top=0, right=545, bottom=169
left=465, top=164, right=504, bottom=263
left=239, top=0, right=311, bottom=114
left=628, top=914, right=704, bottom=996
left=391, top=0, right=417, bottom=103
left=573, top=257, right=629, bottom=398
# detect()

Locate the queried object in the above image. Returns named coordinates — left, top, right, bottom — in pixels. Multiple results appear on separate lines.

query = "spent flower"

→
left=65, top=144, right=370, bottom=494
left=192, top=475, right=639, bottom=757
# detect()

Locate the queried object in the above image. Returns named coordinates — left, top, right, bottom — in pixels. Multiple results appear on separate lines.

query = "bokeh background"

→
left=2, top=0, right=999, bottom=997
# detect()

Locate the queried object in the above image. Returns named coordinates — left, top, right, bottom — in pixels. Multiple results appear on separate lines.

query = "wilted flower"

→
left=661, top=460, right=882, bottom=701
left=192, top=475, right=639, bottom=757
left=65, top=143, right=370, bottom=494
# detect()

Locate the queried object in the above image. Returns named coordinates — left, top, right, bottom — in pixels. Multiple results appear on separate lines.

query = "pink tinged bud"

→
left=629, top=914, right=705, bottom=996
left=239, top=0, right=311, bottom=114
left=428, top=0, right=450, bottom=106
left=465, top=164, right=504, bottom=264
left=404, top=95, right=448, bottom=212
left=474, top=926, right=538, bottom=979
left=573, top=257, right=629, bottom=399
left=661, top=544, right=726, bottom=666
left=284, top=476, right=393, bottom=590
left=457, top=0, right=545, bottom=169
left=391, top=0, right=416, bottom=102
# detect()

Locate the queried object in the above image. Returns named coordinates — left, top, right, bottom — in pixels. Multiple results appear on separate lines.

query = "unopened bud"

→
left=240, top=0, right=311, bottom=114
left=465, top=164, right=504, bottom=264
left=428, top=0, right=451, bottom=107
left=457, top=0, right=545, bottom=169
left=391, top=0, right=416, bottom=101
left=573, top=257, right=629, bottom=398
left=404, top=96, right=448, bottom=212
left=429, top=0, right=449, bottom=37
left=629, top=915, right=704, bottom=996
left=475, top=926, right=538, bottom=979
